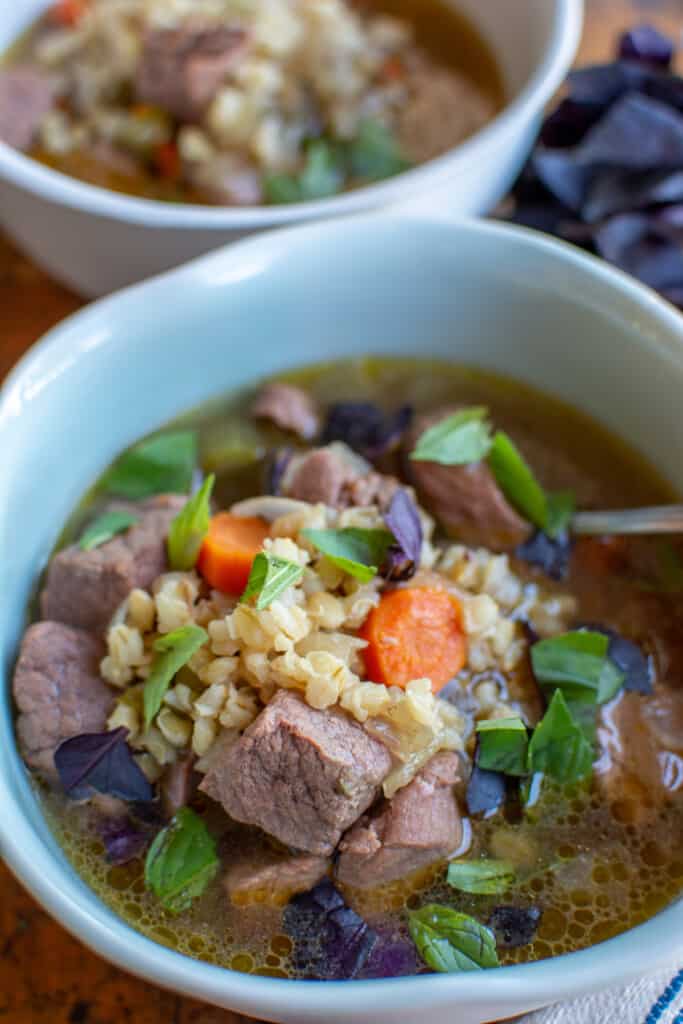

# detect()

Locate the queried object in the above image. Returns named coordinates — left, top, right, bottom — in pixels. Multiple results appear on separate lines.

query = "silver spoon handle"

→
left=572, top=505, right=683, bottom=536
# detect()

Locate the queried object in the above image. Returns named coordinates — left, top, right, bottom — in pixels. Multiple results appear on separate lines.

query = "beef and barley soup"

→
left=0, top=0, right=502, bottom=206
left=13, top=359, right=683, bottom=980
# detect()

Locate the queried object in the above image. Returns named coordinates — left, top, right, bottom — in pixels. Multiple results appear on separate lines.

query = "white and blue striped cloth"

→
left=522, top=962, right=683, bottom=1024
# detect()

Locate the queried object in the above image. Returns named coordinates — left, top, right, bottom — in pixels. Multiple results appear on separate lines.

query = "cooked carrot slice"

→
left=197, top=513, right=270, bottom=595
left=360, top=587, right=466, bottom=692
left=48, top=0, right=88, bottom=26
left=379, top=55, right=405, bottom=83
left=153, top=141, right=181, bottom=181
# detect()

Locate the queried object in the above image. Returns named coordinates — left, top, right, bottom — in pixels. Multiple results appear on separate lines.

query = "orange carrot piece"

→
left=48, top=0, right=87, bottom=26
left=154, top=141, right=181, bottom=181
left=197, top=513, right=270, bottom=595
left=378, top=55, right=405, bottom=83
left=360, top=587, right=466, bottom=692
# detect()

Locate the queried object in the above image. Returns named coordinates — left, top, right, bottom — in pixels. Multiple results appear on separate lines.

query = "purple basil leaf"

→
left=594, top=211, right=649, bottom=257
left=382, top=488, right=423, bottom=581
left=466, top=759, right=507, bottom=817
left=567, top=62, right=651, bottom=107
left=619, top=25, right=674, bottom=69
left=536, top=93, right=683, bottom=211
left=488, top=905, right=543, bottom=948
left=55, top=727, right=153, bottom=803
left=532, top=149, right=593, bottom=211
left=283, top=879, right=378, bottom=980
left=645, top=71, right=683, bottom=114
left=98, top=816, right=150, bottom=865
left=515, top=530, right=572, bottom=581
left=652, top=202, right=683, bottom=240
left=507, top=39, right=683, bottom=317
left=361, top=927, right=422, bottom=978
left=580, top=624, right=653, bottom=695
left=510, top=200, right=573, bottom=235
left=540, top=98, right=605, bottom=148
left=322, top=402, right=412, bottom=460
left=576, top=92, right=683, bottom=171
left=662, top=284, right=683, bottom=309
left=265, top=447, right=292, bottom=495
left=582, top=168, right=683, bottom=223
left=594, top=213, right=683, bottom=289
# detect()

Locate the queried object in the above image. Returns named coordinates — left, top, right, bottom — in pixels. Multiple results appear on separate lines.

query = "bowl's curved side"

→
left=0, top=0, right=583, bottom=294
left=1, top=214, right=681, bottom=1024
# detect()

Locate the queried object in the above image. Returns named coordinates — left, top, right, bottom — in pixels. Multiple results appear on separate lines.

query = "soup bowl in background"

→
left=0, top=0, right=582, bottom=297
left=0, top=215, right=682, bottom=1022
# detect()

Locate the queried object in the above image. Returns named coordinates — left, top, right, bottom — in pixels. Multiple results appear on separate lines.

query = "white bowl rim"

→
left=0, top=0, right=582, bottom=229
left=0, top=213, right=682, bottom=1018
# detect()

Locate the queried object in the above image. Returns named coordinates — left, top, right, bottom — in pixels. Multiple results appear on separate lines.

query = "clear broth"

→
left=32, top=358, right=683, bottom=976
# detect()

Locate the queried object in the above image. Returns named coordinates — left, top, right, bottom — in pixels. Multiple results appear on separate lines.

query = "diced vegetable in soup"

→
left=0, top=0, right=502, bottom=206
left=13, top=359, right=683, bottom=980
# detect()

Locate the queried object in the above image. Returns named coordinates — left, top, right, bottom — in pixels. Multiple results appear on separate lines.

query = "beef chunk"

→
left=283, top=444, right=399, bottom=510
left=404, top=410, right=529, bottom=550
left=224, top=846, right=329, bottom=905
left=252, top=383, right=320, bottom=440
left=135, top=26, right=247, bottom=121
left=160, top=754, right=198, bottom=819
left=285, top=448, right=351, bottom=506
left=40, top=494, right=186, bottom=633
left=0, top=67, right=56, bottom=151
left=13, top=622, right=113, bottom=779
left=595, top=686, right=683, bottom=825
left=336, top=752, right=463, bottom=888
left=199, top=690, right=392, bottom=855
left=344, top=471, right=400, bottom=510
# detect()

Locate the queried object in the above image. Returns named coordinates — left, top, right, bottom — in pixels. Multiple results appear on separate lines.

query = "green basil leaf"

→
left=487, top=430, right=549, bottom=531
left=546, top=490, right=576, bottom=537
left=476, top=717, right=529, bottom=776
left=143, top=624, right=208, bottom=729
left=567, top=700, right=598, bottom=744
left=446, top=860, right=516, bottom=895
left=408, top=904, right=499, bottom=972
left=410, top=407, right=492, bottom=466
left=264, top=141, right=345, bottom=204
left=263, top=172, right=302, bottom=204
left=348, top=119, right=411, bottom=181
left=527, top=689, right=594, bottom=783
left=487, top=431, right=576, bottom=538
left=298, top=140, right=345, bottom=199
left=240, top=551, right=304, bottom=610
left=301, top=527, right=395, bottom=582
left=167, top=475, right=214, bottom=571
left=78, top=510, right=139, bottom=551
left=104, top=431, right=197, bottom=499
left=144, top=807, right=218, bottom=914
left=531, top=630, right=625, bottom=705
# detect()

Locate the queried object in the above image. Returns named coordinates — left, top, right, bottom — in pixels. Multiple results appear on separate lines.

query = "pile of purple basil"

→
left=507, top=25, right=683, bottom=309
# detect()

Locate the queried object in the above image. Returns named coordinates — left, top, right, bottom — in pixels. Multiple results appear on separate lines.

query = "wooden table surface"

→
left=1, top=2, right=682, bottom=1022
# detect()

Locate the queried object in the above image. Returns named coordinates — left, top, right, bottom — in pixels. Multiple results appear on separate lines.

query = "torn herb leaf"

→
left=240, top=551, right=304, bottom=610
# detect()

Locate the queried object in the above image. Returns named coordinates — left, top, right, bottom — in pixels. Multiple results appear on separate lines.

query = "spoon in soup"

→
left=572, top=505, right=683, bottom=535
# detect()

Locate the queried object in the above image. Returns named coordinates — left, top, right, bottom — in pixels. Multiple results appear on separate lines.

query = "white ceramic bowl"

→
left=1, top=214, right=682, bottom=1023
left=0, top=0, right=582, bottom=296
